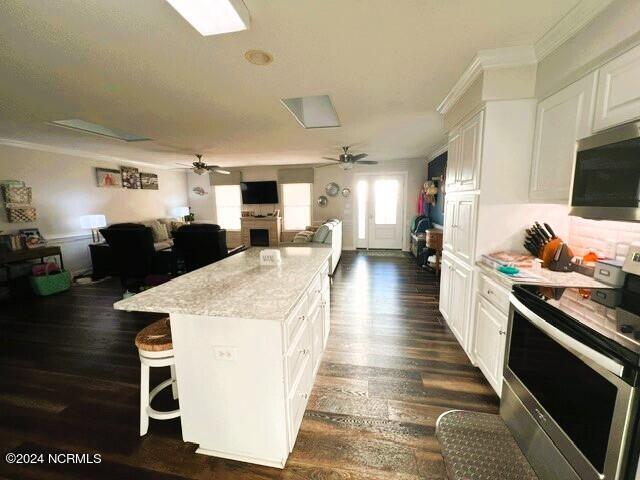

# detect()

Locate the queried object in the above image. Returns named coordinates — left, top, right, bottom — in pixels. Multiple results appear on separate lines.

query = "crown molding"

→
left=534, top=0, right=614, bottom=61
left=0, top=137, right=174, bottom=171
left=437, top=46, right=537, bottom=115
left=427, top=141, right=448, bottom=162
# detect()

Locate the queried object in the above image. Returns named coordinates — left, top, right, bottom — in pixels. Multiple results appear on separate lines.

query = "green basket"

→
left=30, top=270, right=71, bottom=296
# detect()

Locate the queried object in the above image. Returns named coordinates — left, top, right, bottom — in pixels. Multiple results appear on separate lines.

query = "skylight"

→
left=281, top=95, right=341, bottom=129
left=49, top=119, right=151, bottom=142
left=165, top=0, right=250, bottom=36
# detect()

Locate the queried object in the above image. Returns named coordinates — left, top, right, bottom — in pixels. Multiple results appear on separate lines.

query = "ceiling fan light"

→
left=340, top=162, right=354, bottom=170
left=193, top=167, right=208, bottom=175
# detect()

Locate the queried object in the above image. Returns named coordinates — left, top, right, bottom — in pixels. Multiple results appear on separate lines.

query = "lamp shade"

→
left=173, top=206, right=190, bottom=217
left=80, top=214, right=107, bottom=229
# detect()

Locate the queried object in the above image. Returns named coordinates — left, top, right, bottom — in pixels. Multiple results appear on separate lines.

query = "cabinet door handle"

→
left=300, top=348, right=310, bottom=355
left=487, top=289, right=494, bottom=295
left=300, top=392, right=309, bottom=400
left=499, top=330, right=506, bottom=335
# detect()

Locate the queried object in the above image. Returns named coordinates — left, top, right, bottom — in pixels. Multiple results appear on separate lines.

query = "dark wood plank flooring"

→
left=0, top=251, right=498, bottom=479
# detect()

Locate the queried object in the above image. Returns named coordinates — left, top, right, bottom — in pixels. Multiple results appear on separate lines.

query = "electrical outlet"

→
left=213, top=346, right=237, bottom=361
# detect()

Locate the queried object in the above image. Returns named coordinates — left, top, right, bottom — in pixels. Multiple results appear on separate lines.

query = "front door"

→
left=354, top=174, right=405, bottom=249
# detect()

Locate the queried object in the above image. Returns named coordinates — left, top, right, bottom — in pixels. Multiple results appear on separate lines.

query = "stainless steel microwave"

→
left=570, top=120, right=640, bottom=222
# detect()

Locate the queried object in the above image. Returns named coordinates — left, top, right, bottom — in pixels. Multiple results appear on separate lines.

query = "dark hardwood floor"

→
left=0, top=251, right=498, bottom=479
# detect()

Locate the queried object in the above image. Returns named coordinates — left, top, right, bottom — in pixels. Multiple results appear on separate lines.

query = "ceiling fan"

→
left=173, top=154, right=231, bottom=175
left=319, top=146, right=377, bottom=169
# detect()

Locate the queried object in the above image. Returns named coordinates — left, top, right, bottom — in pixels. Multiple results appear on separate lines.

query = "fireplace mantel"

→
left=240, top=216, right=282, bottom=247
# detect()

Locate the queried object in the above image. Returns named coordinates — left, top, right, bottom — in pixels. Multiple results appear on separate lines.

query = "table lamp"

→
left=173, top=206, right=190, bottom=222
left=80, top=214, right=107, bottom=243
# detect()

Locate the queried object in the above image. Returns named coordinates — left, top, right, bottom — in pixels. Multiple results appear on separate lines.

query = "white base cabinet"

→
left=471, top=271, right=510, bottom=397
left=440, top=253, right=472, bottom=353
left=170, top=260, right=331, bottom=469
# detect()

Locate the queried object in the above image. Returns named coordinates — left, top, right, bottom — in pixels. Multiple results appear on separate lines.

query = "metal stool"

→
left=135, top=317, right=180, bottom=436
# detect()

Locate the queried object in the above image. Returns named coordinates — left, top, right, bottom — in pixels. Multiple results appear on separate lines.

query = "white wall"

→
left=189, top=159, right=426, bottom=251
left=312, top=158, right=425, bottom=250
left=0, top=143, right=188, bottom=273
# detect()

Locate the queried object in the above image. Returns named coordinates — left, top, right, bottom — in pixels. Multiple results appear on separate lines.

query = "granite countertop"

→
left=114, top=246, right=332, bottom=320
left=476, top=262, right=610, bottom=289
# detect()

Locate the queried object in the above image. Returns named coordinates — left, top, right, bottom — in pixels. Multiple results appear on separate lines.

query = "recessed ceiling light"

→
left=244, top=49, right=273, bottom=66
left=165, top=0, right=250, bottom=36
left=49, top=119, right=151, bottom=142
left=281, top=95, right=341, bottom=129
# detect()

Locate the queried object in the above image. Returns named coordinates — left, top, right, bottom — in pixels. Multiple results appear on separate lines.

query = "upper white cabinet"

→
left=446, top=111, right=483, bottom=192
left=445, top=129, right=460, bottom=190
left=529, top=72, right=597, bottom=202
left=457, top=111, right=483, bottom=191
left=594, top=43, right=640, bottom=132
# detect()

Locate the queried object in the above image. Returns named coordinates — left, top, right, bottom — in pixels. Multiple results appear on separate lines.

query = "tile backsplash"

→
left=568, top=216, right=640, bottom=262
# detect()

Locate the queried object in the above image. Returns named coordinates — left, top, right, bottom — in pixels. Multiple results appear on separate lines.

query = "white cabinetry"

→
left=442, top=194, right=478, bottom=266
left=529, top=72, right=597, bottom=202
left=446, top=111, right=483, bottom=192
left=440, top=253, right=472, bottom=350
left=594, top=44, right=640, bottom=132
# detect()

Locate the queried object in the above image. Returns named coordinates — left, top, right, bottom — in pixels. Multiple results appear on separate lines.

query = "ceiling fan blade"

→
left=355, top=160, right=378, bottom=165
left=213, top=169, right=231, bottom=175
left=316, top=162, right=339, bottom=168
left=176, top=163, right=195, bottom=167
left=321, top=157, right=341, bottom=162
left=351, top=153, right=368, bottom=161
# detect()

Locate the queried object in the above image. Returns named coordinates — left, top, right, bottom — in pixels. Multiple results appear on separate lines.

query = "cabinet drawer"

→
left=287, top=348, right=313, bottom=450
left=286, top=321, right=311, bottom=388
left=477, top=273, right=510, bottom=314
left=285, top=296, right=308, bottom=347
left=307, top=273, right=322, bottom=310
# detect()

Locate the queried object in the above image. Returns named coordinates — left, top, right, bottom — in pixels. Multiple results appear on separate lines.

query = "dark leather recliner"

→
left=172, top=223, right=228, bottom=272
left=100, top=223, right=171, bottom=291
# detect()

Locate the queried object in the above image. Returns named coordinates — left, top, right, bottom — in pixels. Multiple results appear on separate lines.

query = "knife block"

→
left=541, top=239, right=573, bottom=271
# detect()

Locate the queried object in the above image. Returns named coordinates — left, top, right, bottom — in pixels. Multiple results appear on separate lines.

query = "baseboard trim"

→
left=195, top=447, right=286, bottom=469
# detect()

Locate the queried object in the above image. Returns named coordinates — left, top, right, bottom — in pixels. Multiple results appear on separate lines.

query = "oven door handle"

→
left=509, top=294, right=625, bottom=378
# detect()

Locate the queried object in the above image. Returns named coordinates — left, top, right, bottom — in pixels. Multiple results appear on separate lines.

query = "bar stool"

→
left=135, top=317, right=180, bottom=436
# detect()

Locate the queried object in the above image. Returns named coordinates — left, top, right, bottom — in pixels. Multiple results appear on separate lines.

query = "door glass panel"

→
left=357, top=180, right=368, bottom=240
left=508, top=311, right=617, bottom=473
left=374, top=179, right=398, bottom=225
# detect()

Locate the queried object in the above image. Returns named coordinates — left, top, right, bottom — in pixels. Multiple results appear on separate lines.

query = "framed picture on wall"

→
left=140, top=172, right=159, bottom=190
left=95, top=168, right=122, bottom=188
left=121, top=166, right=141, bottom=189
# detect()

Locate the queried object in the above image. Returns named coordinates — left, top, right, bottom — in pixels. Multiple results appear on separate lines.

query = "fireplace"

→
left=240, top=216, right=281, bottom=247
left=250, top=229, right=270, bottom=247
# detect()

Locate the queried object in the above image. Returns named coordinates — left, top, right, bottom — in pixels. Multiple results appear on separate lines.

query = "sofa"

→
left=288, top=219, right=342, bottom=275
left=172, top=223, right=228, bottom=272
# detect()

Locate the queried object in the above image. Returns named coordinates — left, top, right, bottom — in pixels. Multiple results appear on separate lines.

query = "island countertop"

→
left=113, top=246, right=332, bottom=320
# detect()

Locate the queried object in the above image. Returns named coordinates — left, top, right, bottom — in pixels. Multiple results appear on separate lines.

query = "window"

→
left=282, top=183, right=311, bottom=231
left=214, top=185, right=242, bottom=230
left=374, top=179, right=398, bottom=224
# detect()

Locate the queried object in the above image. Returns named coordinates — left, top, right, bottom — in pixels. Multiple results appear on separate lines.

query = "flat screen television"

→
left=240, top=181, right=279, bottom=204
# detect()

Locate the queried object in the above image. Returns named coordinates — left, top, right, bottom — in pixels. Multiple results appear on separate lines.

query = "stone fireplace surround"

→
left=240, top=216, right=282, bottom=247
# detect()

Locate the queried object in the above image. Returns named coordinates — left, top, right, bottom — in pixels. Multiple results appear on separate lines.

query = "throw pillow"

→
left=170, top=220, right=186, bottom=233
left=148, top=220, right=169, bottom=242
left=293, top=231, right=314, bottom=243
left=312, top=224, right=332, bottom=243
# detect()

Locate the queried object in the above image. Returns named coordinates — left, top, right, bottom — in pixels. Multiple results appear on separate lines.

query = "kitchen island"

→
left=114, top=246, right=332, bottom=468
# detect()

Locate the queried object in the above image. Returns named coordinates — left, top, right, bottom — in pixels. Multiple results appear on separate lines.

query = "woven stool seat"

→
left=135, top=318, right=173, bottom=352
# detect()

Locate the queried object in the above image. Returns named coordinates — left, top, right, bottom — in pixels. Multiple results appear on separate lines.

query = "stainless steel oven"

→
left=571, top=120, right=640, bottom=222
left=503, top=287, right=640, bottom=480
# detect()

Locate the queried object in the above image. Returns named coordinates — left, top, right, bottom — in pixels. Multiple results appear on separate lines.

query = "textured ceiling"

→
left=0, top=0, right=580, bottom=167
